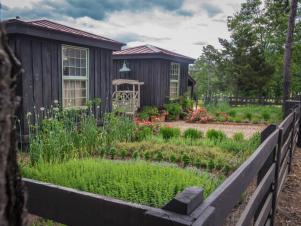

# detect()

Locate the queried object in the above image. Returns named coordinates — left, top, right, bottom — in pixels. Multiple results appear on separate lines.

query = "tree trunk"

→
left=0, top=23, right=24, bottom=225
left=282, top=0, right=298, bottom=116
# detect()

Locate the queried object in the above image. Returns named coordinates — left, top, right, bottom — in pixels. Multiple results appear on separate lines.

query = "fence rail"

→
left=203, top=96, right=301, bottom=106
left=23, top=104, right=301, bottom=226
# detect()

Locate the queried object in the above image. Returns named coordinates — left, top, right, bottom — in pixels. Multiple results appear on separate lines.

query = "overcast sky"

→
left=2, top=0, right=244, bottom=58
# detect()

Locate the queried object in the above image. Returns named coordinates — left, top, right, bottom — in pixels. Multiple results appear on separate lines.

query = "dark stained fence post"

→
left=288, top=111, right=296, bottom=173
left=257, top=124, right=278, bottom=185
left=270, top=127, right=283, bottom=226
left=261, top=125, right=277, bottom=143
left=298, top=105, right=301, bottom=148
left=144, top=187, right=204, bottom=226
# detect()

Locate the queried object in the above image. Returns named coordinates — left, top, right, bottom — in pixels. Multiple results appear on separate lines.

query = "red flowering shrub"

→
left=186, top=108, right=215, bottom=123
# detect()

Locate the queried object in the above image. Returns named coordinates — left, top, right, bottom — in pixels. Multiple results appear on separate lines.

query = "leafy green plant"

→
left=233, top=132, right=244, bottom=142
left=244, top=112, right=253, bottom=121
left=120, top=149, right=127, bottom=160
left=135, top=125, right=152, bottom=141
left=143, top=106, right=159, bottom=116
left=132, top=151, right=139, bottom=160
left=102, top=113, right=137, bottom=145
left=195, top=159, right=201, bottom=168
left=183, top=128, right=203, bottom=140
left=262, top=112, right=271, bottom=121
left=109, top=147, right=116, bottom=159
left=160, top=127, right=181, bottom=140
left=182, top=154, right=190, bottom=167
left=179, top=96, right=194, bottom=112
left=228, top=110, right=237, bottom=117
left=155, top=152, right=164, bottom=161
left=139, top=112, right=150, bottom=120
left=144, top=152, right=151, bottom=161
left=206, top=129, right=226, bottom=142
left=170, top=154, right=177, bottom=163
left=163, top=103, right=182, bottom=120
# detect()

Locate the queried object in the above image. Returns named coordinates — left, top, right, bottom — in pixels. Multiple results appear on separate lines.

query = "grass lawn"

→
left=21, top=159, right=222, bottom=208
left=206, top=104, right=282, bottom=124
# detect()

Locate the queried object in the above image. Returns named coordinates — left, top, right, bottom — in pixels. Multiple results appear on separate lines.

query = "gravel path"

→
left=161, top=121, right=266, bottom=139
left=275, top=148, right=301, bottom=225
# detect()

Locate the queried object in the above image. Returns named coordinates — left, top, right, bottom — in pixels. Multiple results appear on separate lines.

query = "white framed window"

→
left=169, top=62, right=180, bottom=99
left=62, top=45, right=89, bottom=108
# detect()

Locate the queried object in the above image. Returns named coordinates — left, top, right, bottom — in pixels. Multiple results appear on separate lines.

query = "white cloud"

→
left=3, top=0, right=245, bottom=58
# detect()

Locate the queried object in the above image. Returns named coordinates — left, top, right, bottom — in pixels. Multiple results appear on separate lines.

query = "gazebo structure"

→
left=112, top=79, right=144, bottom=115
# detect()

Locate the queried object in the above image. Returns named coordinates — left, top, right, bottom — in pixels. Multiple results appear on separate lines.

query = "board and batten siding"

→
left=8, top=34, right=113, bottom=134
left=112, top=59, right=189, bottom=107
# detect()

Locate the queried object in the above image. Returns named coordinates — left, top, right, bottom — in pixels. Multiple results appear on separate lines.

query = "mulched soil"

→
left=275, top=148, right=301, bottom=226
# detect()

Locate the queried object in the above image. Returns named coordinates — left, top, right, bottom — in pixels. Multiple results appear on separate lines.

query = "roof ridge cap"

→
left=145, top=44, right=161, bottom=53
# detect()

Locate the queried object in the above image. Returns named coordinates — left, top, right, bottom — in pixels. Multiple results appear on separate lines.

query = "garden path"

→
left=275, top=148, right=301, bottom=225
left=161, top=121, right=266, bottom=138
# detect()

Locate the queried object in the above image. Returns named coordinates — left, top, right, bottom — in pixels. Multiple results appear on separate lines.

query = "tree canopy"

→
left=191, top=0, right=301, bottom=98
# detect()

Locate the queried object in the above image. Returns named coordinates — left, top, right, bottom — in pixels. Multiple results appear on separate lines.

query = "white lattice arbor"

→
left=112, top=79, right=144, bottom=115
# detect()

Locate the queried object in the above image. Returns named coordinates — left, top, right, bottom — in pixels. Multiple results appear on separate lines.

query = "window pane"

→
left=62, top=46, right=88, bottom=77
left=169, top=62, right=180, bottom=99
left=63, top=80, right=87, bottom=107
left=63, top=67, right=69, bottom=76
left=62, top=46, right=88, bottom=107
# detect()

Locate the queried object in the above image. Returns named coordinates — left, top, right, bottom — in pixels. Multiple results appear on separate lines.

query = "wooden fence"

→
left=23, top=105, right=301, bottom=226
left=202, top=96, right=283, bottom=106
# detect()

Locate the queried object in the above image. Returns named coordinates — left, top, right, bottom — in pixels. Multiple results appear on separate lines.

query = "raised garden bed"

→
left=21, top=159, right=222, bottom=208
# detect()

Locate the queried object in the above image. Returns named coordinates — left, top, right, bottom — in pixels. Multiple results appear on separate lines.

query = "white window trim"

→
left=169, top=62, right=180, bottom=100
left=62, top=44, right=89, bottom=109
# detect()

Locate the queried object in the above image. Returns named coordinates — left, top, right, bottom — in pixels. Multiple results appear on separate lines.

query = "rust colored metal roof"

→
left=113, top=45, right=195, bottom=63
left=5, top=19, right=124, bottom=47
left=27, top=19, right=123, bottom=45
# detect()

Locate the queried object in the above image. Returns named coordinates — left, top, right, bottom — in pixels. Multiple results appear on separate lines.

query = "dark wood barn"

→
left=112, top=45, right=195, bottom=107
left=5, top=19, right=124, bottom=134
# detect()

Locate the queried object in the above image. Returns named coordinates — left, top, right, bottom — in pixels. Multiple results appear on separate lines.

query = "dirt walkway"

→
left=275, top=148, right=301, bottom=226
left=161, top=121, right=266, bottom=139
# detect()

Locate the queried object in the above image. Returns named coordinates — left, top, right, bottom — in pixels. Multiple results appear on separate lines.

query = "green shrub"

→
left=22, top=159, right=222, bottom=207
left=160, top=127, right=181, bottom=140
left=208, top=159, right=215, bottom=170
left=195, top=159, right=201, bottom=168
left=143, top=106, right=159, bottom=116
left=262, top=112, right=271, bottom=121
left=244, top=112, right=252, bottom=121
left=206, top=129, right=226, bottom=141
left=139, top=106, right=159, bottom=120
left=182, top=154, right=190, bottom=167
left=170, top=154, right=177, bottom=163
left=183, top=128, right=203, bottom=140
left=164, top=103, right=182, bottom=120
left=120, top=149, right=127, bottom=159
left=233, top=132, right=244, bottom=142
left=179, top=96, right=194, bottom=112
left=139, top=112, right=150, bottom=120
left=132, top=151, right=139, bottom=160
left=103, top=113, right=137, bottom=145
left=144, top=152, right=151, bottom=161
left=109, top=147, right=116, bottom=159
left=135, top=125, right=152, bottom=141
left=98, top=146, right=106, bottom=157
left=228, top=110, right=237, bottom=117
left=155, top=152, right=164, bottom=161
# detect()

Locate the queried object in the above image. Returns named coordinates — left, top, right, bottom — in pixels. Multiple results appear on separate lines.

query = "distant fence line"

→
left=202, top=95, right=301, bottom=106
left=23, top=102, right=301, bottom=226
